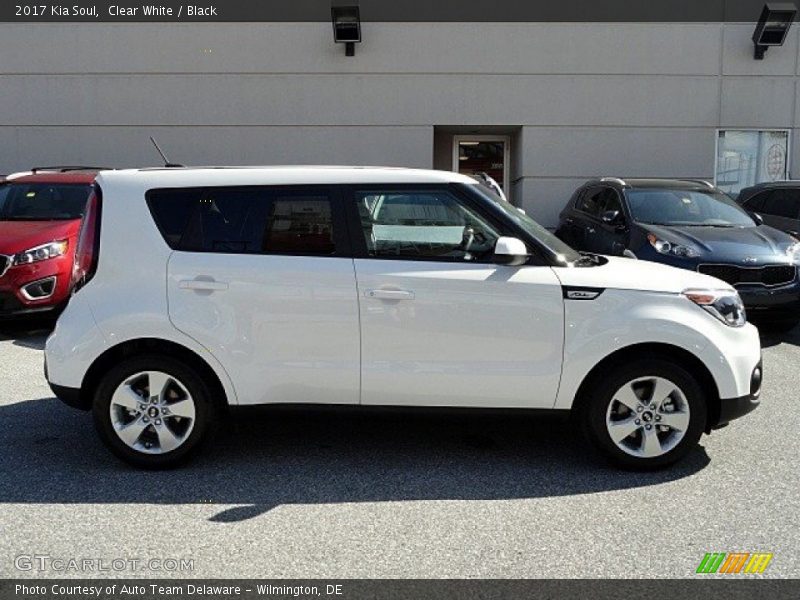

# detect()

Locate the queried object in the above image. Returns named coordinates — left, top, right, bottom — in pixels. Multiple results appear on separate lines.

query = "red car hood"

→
left=0, top=219, right=81, bottom=255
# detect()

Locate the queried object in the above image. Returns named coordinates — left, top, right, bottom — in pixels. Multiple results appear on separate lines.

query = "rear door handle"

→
left=179, top=279, right=229, bottom=291
left=365, top=289, right=415, bottom=301
left=586, top=227, right=596, bottom=234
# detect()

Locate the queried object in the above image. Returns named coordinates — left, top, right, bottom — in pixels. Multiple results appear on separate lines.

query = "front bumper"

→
left=0, top=254, right=73, bottom=317
left=0, top=291, right=62, bottom=318
left=709, top=361, right=762, bottom=429
left=737, top=283, right=800, bottom=312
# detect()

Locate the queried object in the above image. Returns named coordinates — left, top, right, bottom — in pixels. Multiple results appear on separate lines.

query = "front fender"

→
left=554, top=289, right=760, bottom=409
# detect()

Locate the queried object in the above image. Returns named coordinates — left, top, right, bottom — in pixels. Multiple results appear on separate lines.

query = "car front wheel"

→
left=93, top=355, right=215, bottom=468
left=582, top=359, right=707, bottom=469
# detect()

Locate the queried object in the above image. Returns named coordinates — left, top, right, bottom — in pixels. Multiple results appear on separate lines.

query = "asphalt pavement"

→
left=0, top=319, right=798, bottom=578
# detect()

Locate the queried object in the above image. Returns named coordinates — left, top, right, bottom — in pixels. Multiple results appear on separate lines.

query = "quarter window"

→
left=355, top=190, right=500, bottom=261
left=147, top=187, right=337, bottom=256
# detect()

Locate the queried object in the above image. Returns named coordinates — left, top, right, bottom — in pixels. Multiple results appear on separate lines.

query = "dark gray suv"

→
left=737, top=182, right=800, bottom=239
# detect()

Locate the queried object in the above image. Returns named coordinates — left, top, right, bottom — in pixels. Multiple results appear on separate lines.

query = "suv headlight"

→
left=683, top=289, right=746, bottom=327
left=13, top=240, right=69, bottom=266
left=647, top=234, right=699, bottom=258
left=786, top=242, right=800, bottom=260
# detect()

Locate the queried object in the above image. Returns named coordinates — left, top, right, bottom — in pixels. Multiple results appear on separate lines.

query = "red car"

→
left=0, top=167, right=102, bottom=318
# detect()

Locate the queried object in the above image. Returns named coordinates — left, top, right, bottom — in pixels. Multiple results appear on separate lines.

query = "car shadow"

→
left=754, top=320, right=800, bottom=349
left=0, top=319, right=53, bottom=349
left=0, top=397, right=710, bottom=523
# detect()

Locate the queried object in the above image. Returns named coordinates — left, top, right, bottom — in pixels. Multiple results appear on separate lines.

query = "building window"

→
left=715, top=130, right=790, bottom=195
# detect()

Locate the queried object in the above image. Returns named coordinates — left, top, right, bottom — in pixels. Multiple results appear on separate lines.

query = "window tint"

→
left=577, top=187, right=604, bottom=216
left=600, top=189, right=623, bottom=215
left=355, top=190, right=500, bottom=261
left=577, top=187, right=622, bottom=219
left=147, top=187, right=336, bottom=255
left=759, top=189, right=800, bottom=220
left=0, top=184, right=91, bottom=221
left=264, top=197, right=335, bottom=255
left=744, top=191, right=770, bottom=212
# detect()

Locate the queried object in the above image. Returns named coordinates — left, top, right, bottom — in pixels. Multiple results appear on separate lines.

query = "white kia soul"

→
left=45, top=167, right=762, bottom=469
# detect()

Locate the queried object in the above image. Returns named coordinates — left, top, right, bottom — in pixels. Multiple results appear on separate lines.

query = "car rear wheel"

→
left=582, top=358, right=707, bottom=469
left=93, top=355, right=215, bottom=468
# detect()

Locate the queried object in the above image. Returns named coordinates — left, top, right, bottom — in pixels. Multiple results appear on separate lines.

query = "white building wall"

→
left=0, top=22, right=797, bottom=226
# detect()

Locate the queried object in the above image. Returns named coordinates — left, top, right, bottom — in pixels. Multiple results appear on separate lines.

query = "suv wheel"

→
left=93, top=355, right=215, bottom=468
left=582, top=359, right=706, bottom=469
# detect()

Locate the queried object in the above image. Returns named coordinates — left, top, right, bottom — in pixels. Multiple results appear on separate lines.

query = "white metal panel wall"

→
left=0, top=22, right=798, bottom=226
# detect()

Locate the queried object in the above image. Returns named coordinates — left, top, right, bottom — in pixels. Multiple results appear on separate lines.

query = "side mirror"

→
left=601, top=210, right=622, bottom=225
left=494, top=236, right=529, bottom=266
left=750, top=212, right=764, bottom=225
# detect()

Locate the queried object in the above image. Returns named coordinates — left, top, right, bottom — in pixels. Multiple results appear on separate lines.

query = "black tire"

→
left=580, top=358, right=707, bottom=470
left=93, top=354, right=217, bottom=469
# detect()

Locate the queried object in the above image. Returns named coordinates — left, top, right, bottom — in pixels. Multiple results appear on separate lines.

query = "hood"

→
left=644, top=223, right=795, bottom=259
left=554, top=256, right=732, bottom=294
left=0, top=219, right=80, bottom=255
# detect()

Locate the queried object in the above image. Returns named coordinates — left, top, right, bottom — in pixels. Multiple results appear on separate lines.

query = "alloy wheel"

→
left=108, top=371, right=196, bottom=454
left=604, top=376, right=691, bottom=458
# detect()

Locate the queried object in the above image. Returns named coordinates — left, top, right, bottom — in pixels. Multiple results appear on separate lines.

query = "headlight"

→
left=12, top=240, right=69, bottom=266
left=786, top=242, right=800, bottom=259
left=683, top=289, right=746, bottom=327
left=647, top=233, right=699, bottom=258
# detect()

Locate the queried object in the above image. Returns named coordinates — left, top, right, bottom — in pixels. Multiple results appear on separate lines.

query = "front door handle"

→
left=586, top=227, right=596, bottom=234
left=179, top=279, right=229, bottom=291
left=365, top=289, right=415, bottom=301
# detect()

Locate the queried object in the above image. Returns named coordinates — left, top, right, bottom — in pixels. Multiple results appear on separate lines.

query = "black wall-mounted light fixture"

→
left=753, top=2, right=797, bottom=59
left=331, top=2, right=361, bottom=57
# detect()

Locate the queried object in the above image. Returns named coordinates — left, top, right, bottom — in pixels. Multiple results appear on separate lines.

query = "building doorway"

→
left=452, top=135, right=511, bottom=195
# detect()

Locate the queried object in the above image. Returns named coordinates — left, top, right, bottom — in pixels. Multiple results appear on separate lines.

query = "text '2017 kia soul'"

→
left=45, top=168, right=762, bottom=469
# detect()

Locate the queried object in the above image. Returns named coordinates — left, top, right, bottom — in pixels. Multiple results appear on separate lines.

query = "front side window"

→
left=355, top=190, right=499, bottom=261
left=627, top=189, right=756, bottom=227
left=601, top=189, right=623, bottom=215
left=0, top=183, right=91, bottom=221
left=577, top=187, right=604, bottom=216
left=147, top=187, right=337, bottom=256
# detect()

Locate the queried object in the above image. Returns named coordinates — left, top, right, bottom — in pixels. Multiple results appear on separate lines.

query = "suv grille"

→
left=698, top=264, right=797, bottom=287
left=0, top=255, right=9, bottom=277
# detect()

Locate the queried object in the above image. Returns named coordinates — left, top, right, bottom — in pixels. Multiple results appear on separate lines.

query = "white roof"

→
left=96, top=166, right=478, bottom=188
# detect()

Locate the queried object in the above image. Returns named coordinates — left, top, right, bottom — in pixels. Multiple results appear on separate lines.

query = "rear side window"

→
left=264, top=197, right=335, bottom=255
left=147, top=187, right=337, bottom=256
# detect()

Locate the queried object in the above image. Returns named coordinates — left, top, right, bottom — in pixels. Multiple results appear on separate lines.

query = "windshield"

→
left=626, top=189, right=755, bottom=227
left=0, top=183, right=91, bottom=221
left=470, top=184, right=581, bottom=264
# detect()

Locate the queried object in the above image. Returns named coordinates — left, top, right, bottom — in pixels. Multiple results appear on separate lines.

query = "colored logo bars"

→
left=696, top=552, right=773, bottom=574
